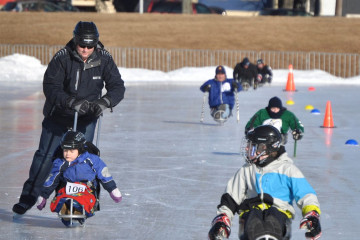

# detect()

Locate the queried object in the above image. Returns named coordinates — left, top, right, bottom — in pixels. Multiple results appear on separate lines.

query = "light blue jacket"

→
left=217, top=151, right=320, bottom=223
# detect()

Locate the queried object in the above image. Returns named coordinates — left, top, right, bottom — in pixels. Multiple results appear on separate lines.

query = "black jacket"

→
left=257, top=65, right=273, bottom=80
left=233, top=62, right=258, bottom=82
left=43, top=40, right=125, bottom=126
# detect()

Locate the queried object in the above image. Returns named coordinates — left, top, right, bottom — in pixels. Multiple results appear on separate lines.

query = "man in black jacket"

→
left=233, top=57, right=259, bottom=90
left=12, top=21, right=125, bottom=215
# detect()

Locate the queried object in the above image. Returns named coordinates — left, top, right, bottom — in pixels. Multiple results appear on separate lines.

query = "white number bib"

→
left=66, top=182, right=86, bottom=195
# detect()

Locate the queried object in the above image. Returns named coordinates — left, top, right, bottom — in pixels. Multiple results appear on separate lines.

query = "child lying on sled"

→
left=36, top=130, right=122, bottom=226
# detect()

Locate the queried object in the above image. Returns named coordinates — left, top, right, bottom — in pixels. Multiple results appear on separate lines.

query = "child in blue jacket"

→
left=36, top=130, right=122, bottom=226
left=200, top=65, right=241, bottom=122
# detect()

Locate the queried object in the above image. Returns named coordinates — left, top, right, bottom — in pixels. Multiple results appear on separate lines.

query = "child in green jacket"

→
left=245, top=96, right=304, bottom=144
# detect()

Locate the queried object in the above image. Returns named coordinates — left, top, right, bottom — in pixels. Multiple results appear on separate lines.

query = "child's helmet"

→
left=244, top=125, right=282, bottom=167
left=60, top=130, right=86, bottom=150
left=73, top=21, right=99, bottom=47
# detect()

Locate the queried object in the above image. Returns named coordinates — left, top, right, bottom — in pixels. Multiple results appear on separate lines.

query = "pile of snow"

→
left=0, top=54, right=47, bottom=82
left=1, top=54, right=360, bottom=85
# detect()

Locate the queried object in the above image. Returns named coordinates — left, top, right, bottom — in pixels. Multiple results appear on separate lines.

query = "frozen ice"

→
left=0, top=54, right=360, bottom=239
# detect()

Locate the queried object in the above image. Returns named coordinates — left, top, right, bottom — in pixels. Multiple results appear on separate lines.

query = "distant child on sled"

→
left=36, top=130, right=122, bottom=227
left=200, top=65, right=241, bottom=124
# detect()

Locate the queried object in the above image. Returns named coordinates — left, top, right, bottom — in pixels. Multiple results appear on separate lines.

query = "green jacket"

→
left=245, top=108, right=304, bottom=134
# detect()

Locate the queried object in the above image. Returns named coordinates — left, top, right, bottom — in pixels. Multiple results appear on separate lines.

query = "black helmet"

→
left=73, top=21, right=99, bottom=47
left=257, top=59, right=264, bottom=65
left=244, top=125, right=282, bottom=167
left=60, top=130, right=86, bottom=150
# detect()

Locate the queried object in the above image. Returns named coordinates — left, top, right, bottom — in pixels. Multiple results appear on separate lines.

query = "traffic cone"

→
left=285, top=64, right=296, bottom=91
left=322, top=101, right=335, bottom=128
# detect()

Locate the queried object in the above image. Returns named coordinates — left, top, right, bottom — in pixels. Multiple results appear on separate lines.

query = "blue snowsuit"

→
left=41, top=151, right=117, bottom=199
left=200, top=78, right=241, bottom=110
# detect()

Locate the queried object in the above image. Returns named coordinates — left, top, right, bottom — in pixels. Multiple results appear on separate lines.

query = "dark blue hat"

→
left=268, top=97, right=283, bottom=109
left=215, top=65, right=226, bottom=75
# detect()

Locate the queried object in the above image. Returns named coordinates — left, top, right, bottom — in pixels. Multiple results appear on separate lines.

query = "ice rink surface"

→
left=1, top=79, right=360, bottom=240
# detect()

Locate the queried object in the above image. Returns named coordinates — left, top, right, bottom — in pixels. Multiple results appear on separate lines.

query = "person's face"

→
left=63, top=149, right=79, bottom=162
left=76, top=45, right=95, bottom=61
left=216, top=73, right=226, bottom=82
left=270, top=107, right=280, bottom=113
left=257, top=63, right=264, bottom=69
left=246, top=142, right=268, bottom=163
left=244, top=64, right=249, bottom=69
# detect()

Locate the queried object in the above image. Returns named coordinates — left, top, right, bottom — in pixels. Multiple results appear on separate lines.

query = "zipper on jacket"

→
left=75, top=69, right=80, bottom=91
left=258, top=168, right=266, bottom=210
left=219, top=81, right=223, bottom=104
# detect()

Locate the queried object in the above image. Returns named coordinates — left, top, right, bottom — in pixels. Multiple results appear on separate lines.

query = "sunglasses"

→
left=78, top=45, right=94, bottom=49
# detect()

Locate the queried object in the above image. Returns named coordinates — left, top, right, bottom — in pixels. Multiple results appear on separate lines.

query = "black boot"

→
left=12, top=202, right=31, bottom=215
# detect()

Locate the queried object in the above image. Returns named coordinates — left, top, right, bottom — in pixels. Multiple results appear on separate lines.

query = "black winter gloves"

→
left=203, top=84, right=211, bottom=92
left=292, top=129, right=303, bottom=140
left=91, top=97, right=111, bottom=117
left=67, top=98, right=90, bottom=115
left=67, top=96, right=111, bottom=117
left=208, top=213, right=231, bottom=240
left=300, top=210, right=322, bottom=239
left=232, top=81, right=238, bottom=90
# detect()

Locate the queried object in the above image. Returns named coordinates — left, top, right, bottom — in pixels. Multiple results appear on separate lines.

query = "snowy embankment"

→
left=1, top=54, right=360, bottom=85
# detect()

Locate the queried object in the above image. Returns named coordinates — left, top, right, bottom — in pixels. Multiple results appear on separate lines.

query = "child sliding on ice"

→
left=36, top=130, right=122, bottom=227
left=208, top=125, right=321, bottom=240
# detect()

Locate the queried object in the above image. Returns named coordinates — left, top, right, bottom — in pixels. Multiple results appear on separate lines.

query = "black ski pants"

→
left=239, top=207, right=291, bottom=240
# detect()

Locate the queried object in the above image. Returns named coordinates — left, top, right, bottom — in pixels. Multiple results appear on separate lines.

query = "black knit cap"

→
left=268, top=96, right=283, bottom=109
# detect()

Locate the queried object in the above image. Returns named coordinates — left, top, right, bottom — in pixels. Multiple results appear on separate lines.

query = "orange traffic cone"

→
left=322, top=101, right=335, bottom=128
left=285, top=64, right=296, bottom=91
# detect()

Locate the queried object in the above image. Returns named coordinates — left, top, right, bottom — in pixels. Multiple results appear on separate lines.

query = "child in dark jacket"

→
left=36, top=130, right=122, bottom=226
